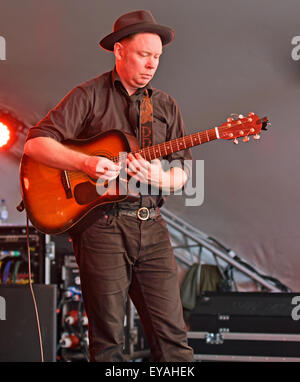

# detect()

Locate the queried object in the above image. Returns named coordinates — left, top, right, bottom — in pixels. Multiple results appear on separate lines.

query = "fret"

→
left=205, top=130, right=209, bottom=142
left=158, top=144, right=162, bottom=157
left=163, top=141, right=168, bottom=156
left=190, top=135, right=194, bottom=146
left=128, top=126, right=219, bottom=162
left=192, top=134, right=197, bottom=146
left=155, top=145, right=160, bottom=158
left=197, top=133, right=201, bottom=145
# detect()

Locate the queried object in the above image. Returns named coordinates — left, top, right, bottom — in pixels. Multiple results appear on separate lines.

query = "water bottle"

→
left=0, top=199, right=8, bottom=224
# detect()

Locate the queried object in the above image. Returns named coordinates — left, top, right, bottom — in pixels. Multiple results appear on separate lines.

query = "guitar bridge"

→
left=61, top=170, right=73, bottom=199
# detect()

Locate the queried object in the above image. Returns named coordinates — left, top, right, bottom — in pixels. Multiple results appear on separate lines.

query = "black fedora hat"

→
left=99, top=10, right=175, bottom=51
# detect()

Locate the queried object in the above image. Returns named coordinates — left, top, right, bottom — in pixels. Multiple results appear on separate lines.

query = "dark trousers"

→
left=72, top=211, right=194, bottom=362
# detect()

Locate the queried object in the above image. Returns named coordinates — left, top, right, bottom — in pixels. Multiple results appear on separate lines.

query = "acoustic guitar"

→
left=20, top=113, right=268, bottom=234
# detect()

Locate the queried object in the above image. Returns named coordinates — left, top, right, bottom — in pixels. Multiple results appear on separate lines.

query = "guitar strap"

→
left=139, top=89, right=154, bottom=207
left=139, top=89, right=153, bottom=148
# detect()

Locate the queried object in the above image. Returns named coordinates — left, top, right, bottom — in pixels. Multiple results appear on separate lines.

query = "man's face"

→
left=115, top=33, right=163, bottom=94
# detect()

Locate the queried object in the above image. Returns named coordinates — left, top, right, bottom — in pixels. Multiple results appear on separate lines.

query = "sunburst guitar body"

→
left=20, top=113, right=269, bottom=234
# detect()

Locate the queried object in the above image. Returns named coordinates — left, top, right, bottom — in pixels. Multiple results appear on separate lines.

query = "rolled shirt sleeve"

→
left=26, top=86, right=92, bottom=142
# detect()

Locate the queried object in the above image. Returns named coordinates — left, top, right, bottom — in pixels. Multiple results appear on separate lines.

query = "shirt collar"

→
left=112, top=67, right=153, bottom=98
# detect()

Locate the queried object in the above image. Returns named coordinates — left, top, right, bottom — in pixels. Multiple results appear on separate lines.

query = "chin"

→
left=136, top=80, right=150, bottom=87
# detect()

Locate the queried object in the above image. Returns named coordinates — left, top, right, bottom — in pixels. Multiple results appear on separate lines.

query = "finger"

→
left=126, top=165, right=140, bottom=176
left=127, top=162, right=149, bottom=179
left=97, top=162, right=120, bottom=172
left=97, top=168, right=120, bottom=179
left=134, top=153, right=150, bottom=167
left=126, top=157, right=141, bottom=172
left=127, top=157, right=149, bottom=174
left=135, top=153, right=145, bottom=161
left=127, top=155, right=141, bottom=170
left=128, top=152, right=146, bottom=165
left=125, top=167, right=147, bottom=182
left=98, top=158, right=120, bottom=171
left=98, top=172, right=119, bottom=181
left=102, top=168, right=120, bottom=175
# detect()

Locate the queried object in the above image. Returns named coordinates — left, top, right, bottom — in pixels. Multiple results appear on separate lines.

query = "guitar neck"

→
left=131, top=127, right=218, bottom=161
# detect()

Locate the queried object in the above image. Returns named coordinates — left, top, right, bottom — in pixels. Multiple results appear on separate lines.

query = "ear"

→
left=114, top=42, right=124, bottom=61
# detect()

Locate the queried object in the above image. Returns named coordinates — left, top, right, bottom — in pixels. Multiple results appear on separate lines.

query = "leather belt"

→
left=106, top=206, right=159, bottom=221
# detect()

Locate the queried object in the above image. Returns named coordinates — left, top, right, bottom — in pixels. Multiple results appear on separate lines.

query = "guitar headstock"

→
left=218, top=112, right=269, bottom=144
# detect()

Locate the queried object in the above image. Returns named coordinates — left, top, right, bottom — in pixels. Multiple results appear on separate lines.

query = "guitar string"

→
left=67, top=129, right=218, bottom=182
left=66, top=118, right=256, bottom=182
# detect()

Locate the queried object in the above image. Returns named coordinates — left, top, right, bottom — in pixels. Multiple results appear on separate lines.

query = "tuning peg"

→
left=233, top=138, right=238, bottom=144
left=253, top=134, right=260, bottom=140
left=261, top=117, right=270, bottom=131
left=243, top=136, right=250, bottom=142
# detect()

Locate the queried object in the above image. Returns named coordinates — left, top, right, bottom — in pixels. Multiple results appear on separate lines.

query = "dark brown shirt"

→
left=26, top=69, right=192, bottom=207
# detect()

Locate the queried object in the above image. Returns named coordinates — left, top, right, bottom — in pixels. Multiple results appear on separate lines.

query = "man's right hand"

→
left=24, top=137, right=120, bottom=181
left=82, top=156, right=121, bottom=181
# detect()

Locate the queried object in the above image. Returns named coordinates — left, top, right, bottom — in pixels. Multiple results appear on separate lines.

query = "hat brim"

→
left=99, top=22, right=175, bottom=51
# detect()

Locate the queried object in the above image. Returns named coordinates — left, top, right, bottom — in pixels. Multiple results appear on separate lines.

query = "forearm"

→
left=24, top=137, right=88, bottom=172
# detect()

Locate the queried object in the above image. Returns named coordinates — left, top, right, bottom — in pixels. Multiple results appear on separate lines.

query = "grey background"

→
left=0, top=0, right=300, bottom=290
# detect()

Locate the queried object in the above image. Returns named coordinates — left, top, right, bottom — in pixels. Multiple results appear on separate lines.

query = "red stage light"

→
left=0, top=111, right=21, bottom=152
left=0, top=121, right=11, bottom=149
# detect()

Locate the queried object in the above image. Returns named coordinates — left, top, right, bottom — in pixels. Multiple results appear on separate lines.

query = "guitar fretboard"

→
left=113, top=127, right=218, bottom=162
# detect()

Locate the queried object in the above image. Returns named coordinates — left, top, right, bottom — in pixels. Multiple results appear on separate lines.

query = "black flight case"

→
left=187, top=292, right=300, bottom=362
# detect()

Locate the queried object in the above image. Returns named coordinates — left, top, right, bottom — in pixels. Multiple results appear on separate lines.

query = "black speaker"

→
left=0, top=284, right=57, bottom=362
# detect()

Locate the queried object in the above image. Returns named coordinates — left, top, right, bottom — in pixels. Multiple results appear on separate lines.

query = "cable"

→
left=26, top=215, right=44, bottom=362
left=12, top=260, right=21, bottom=283
left=2, top=260, right=12, bottom=284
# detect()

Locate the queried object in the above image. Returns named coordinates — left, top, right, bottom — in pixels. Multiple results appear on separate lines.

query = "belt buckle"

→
left=137, top=207, right=150, bottom=221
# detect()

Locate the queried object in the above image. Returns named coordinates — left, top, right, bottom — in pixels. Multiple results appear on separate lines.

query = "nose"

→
left=146, top=57, right=157, bottom=70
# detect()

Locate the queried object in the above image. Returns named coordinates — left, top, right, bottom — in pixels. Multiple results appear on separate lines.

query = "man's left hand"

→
left=126, top=152, right=163, bottom=188
left=126, top=153, right=187, bottom=192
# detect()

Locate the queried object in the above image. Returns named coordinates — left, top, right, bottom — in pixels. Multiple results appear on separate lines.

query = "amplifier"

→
left=0, top=284, right=57, bottom=362
left=0, top=225, right=45, bottom=283
left=0, top=225, right=42, bottom=245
